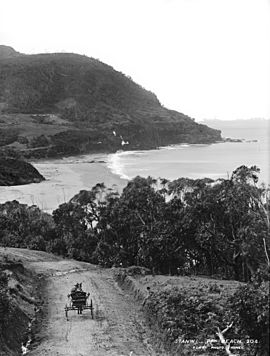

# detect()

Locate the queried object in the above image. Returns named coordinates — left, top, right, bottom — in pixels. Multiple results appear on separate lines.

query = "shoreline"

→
left=0, top=153, right=128, bottom=214
left=0, top=128, right=268, bottom=213
left=105, top=140, right=269, bottom=184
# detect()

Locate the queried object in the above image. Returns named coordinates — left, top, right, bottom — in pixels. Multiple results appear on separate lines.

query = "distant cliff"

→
left=0, top=47, right=221, bottom=158
left=0, top=45, right=22, bottom=59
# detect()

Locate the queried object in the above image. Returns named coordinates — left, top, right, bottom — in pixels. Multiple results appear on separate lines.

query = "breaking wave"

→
left=107, top=151, right=132, bottom=180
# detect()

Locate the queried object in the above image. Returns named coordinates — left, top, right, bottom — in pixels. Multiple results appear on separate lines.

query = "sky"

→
left=0, top=0, right=269, bottom=121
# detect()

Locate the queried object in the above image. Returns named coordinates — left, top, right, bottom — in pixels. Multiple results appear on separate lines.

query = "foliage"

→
left=0, top=128, right=19, bottom=146
left=143, top=284, right=237, bottom=355
left=140, top=275, right=269, bottom=355
left=0, top=201, right=54, bottom=250
left=1, top=165, right=269, bottom=284
left=52, top=200, right=98, bottom=260
left=29, top=134, right=50, bottom=148
left=0, top=164, right=268, bottom=354
left=229, top=281, right=269, bottom=356
left=95, top=176, right=168, bottom=268
left=43, top=165, right=270, bottom=283
left=89, top=166, right=268, bottom=282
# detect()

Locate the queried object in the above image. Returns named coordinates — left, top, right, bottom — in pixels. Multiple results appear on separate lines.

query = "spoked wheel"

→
left=65, top=305, right=68, bottom=319
left=90, top=299, right=94, bottom=319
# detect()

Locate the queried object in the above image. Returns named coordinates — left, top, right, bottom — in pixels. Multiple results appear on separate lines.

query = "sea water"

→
left=107, top=119, right=269, bottom=184
left=0, top=120, right=268, bottom=212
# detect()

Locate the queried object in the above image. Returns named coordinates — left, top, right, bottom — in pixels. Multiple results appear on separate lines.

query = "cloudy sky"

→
left=1, top=0, right=269, bottom=121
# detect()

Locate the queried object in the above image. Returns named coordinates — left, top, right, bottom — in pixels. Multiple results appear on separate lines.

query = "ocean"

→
left=0, top=119, right=269, bottom=212
left=107, top=119, right=269, bottom=184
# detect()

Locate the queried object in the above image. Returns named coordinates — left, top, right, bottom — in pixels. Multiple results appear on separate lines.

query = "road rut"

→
left=17, top=255, right=161, bottom=356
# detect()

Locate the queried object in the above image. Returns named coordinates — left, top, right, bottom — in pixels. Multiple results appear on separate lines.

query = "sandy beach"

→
left=1, top=118, right=268, bottom=214
left=0, top=154, right=128, bottom=213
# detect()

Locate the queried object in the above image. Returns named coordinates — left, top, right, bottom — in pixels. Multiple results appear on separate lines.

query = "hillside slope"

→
left=0, top=47, right=221, bottom=158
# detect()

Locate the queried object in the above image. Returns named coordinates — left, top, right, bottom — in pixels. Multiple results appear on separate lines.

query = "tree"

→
left=0, top=201, right=54, bottom=250
left=95, top=176, right=166, bottom=268
left=181, top=166, right=269, bottom=281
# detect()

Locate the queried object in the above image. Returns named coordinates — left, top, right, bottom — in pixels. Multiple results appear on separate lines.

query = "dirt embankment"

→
left=0, top=251, right=47, bottom=356
left=0, top=248, right=167, bottom=356
left=114, top=268, right=245, bottom=356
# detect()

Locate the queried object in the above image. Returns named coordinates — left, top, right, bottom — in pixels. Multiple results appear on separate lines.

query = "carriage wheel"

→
left=90, top=299, right=94, bottom=319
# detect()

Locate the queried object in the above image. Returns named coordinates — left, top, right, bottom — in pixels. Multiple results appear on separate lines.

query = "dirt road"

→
left=1, top=248, right=161, bottom=356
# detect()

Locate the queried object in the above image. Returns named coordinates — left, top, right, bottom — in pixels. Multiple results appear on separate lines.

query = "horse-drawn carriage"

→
left=64, top=283, right=94, bottom=319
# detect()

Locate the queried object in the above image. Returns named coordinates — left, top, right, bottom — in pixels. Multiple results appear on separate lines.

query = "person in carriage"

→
left=70, top=282, right=82, bottom=294
left=65, top=282, right=93, bottom=318
left=68, top=283, right=89, bottom=314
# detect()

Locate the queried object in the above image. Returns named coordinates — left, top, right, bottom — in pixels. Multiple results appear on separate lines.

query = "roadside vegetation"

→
left=0, top=164, right=269, bottom=355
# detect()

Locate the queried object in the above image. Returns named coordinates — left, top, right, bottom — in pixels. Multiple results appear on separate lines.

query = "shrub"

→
left=125, top=266, right=151, bottom=276
left=144, top=287, right=235, bottom=355
left=230, top=282, right=269, bottom=356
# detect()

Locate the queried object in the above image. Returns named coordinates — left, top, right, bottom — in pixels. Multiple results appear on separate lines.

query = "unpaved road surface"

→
left=1, top=248, right=162, bottom=356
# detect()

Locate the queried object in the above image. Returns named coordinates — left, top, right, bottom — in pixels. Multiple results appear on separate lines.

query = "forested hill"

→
left=0, top=46, right=221, bottom=158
